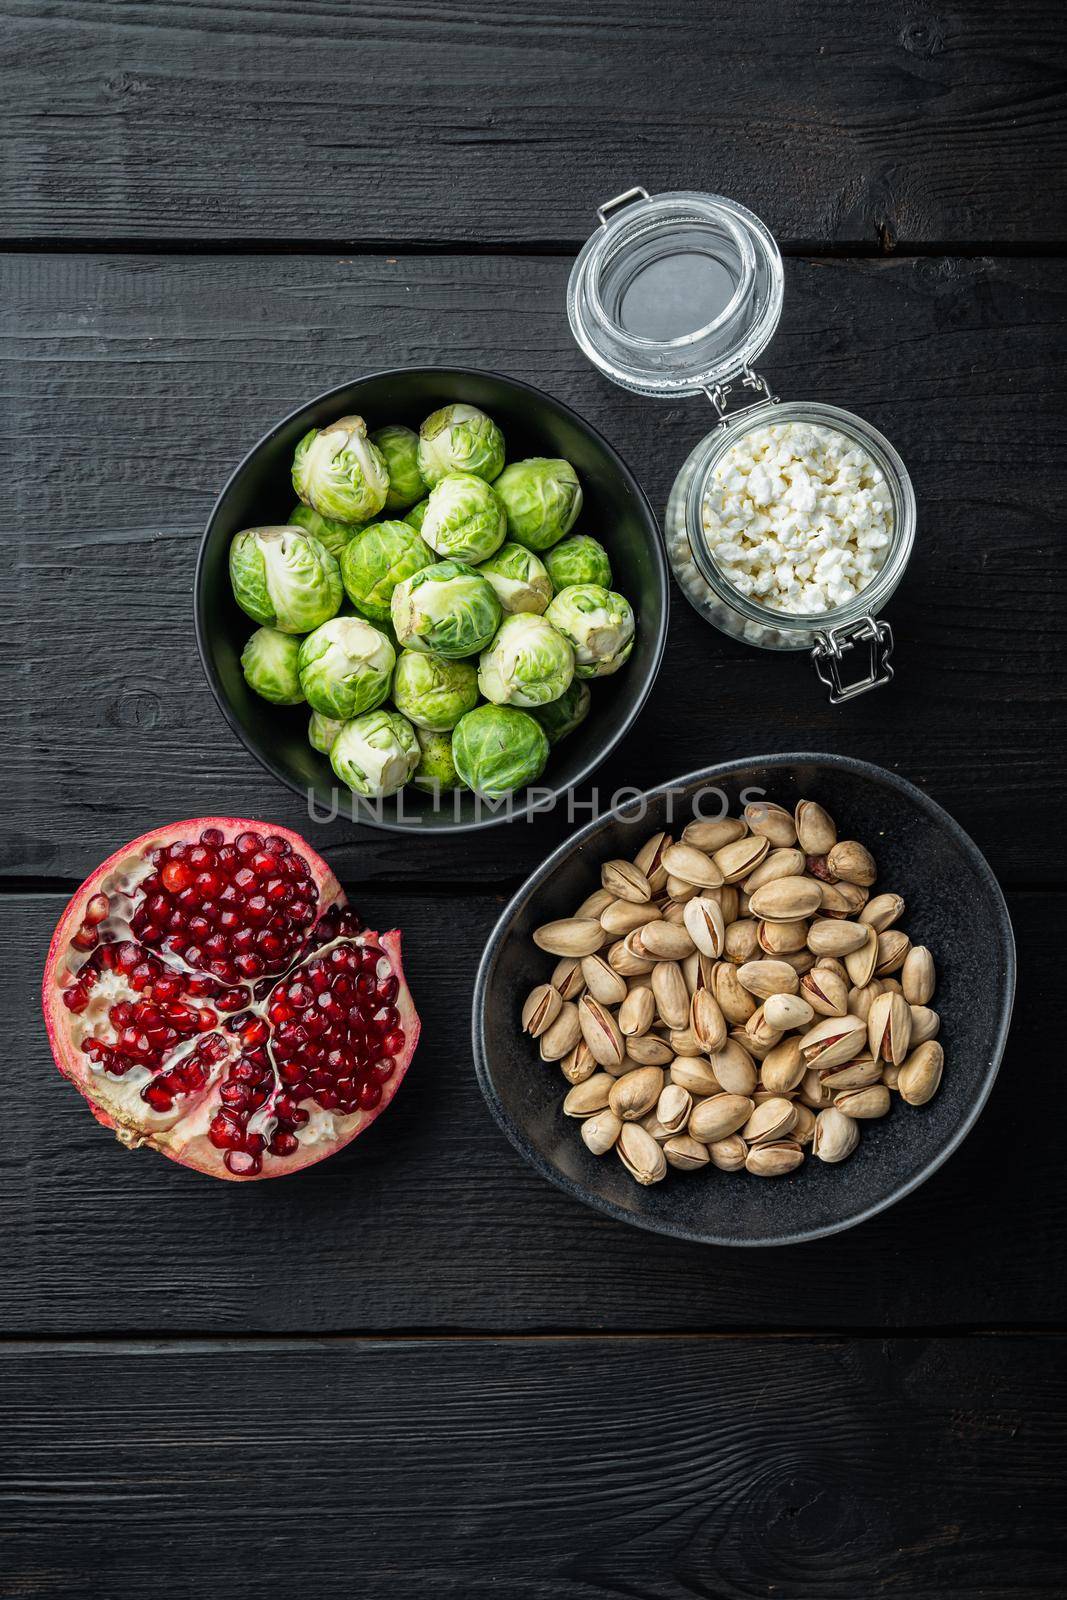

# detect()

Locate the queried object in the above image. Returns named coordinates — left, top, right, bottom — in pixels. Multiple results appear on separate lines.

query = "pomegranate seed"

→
left=269, top=1131, right=299, bottom=1157
left=196, top=870, right=223, bottom=898
left=264, top=835, right=291, bottom=855
left=240, top=1018, right=268, bottom=1047
left=209, top=1111, right=243, bottom=1149
left=200, top=827, right=225, bottom=847
left=62, top=987, right=89, bottom=1014
left=220, top=1082, right=250, bottom=1109
left=225, top=1148, right=261, bottom=1176
left=382, top=1029, right=405, bottom=1057
left=84, top=893, right=110, bottom=925
left=161, top=860, right=193, bottom=893
left=236, top=832, right=263, bottom=857
left=71, top=924, right=99, bottom=952
left=142, top=1082, right=174, bottom=1112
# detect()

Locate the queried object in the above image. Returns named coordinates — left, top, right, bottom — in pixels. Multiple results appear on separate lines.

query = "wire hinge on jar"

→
left=811, top=616, right=895, bottom=704
left=702, top=365, right=780, bottom=428
left=596, top=186, right=650, bottom=228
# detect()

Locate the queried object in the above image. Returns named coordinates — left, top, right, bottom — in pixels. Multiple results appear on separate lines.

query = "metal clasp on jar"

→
left=702, top=365, right=780, bottom=428
left=811, top=616, right=895, bottom=704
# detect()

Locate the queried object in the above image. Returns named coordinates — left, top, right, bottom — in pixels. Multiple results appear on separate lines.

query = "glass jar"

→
left=567, top=186, right=916, bottom=701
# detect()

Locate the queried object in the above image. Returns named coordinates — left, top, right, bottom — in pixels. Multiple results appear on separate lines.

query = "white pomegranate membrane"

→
left=45, top=821, right=417, bottom=1181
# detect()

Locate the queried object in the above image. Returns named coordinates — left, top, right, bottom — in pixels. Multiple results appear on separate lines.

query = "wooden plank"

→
left=1, top=251, right=1064, bottom=887
left=3, top=0, right=1066, bottom=248
left=1, top=1334, right=1064, bottom=1598
left=6, top=890, right=1058, bottom=1334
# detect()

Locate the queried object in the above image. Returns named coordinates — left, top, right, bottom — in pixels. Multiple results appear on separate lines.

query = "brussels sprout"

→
left=476, top=542, right=553, bottom=615
left=392, top=650, right=479, bottom=732
left=493, top=458, right=582, bottom=552
left=545, top=533, right=612, bottom=591
left=529, top=678, right=591, bottom=745
left=391, top=559, right=502, bottom=659
left=292, top=414, right=389, bottom=524
left=545, top=584, right=635, bottom=679
left=417, top=403, right=505, bottom=487
left=452, top=704, right=550, bottom=798
left=477, top=613, right=575, bottom=708
left=308, top=710, right=345, bottom=754
left=405, top=497, right=430, bottom=533
left=287, top=502, right=361, bottom=559
left=420, top=472, right=507, bottom=565
left=340, top=519, right=435, bottom=623
left=330, top=709, right=420, bottom=799
left=240, top=627, right=306, bottom=706
left=296, top=617, right=395, bottom=720
left=412, top=728, right=465, bottom=793
left=229, top=526, right=343, bottom=634
left=370, top=424, right=427, bottom=513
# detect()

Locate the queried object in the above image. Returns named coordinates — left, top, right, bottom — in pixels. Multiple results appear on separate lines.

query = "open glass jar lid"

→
left=567, top=185, right=916, bottom=701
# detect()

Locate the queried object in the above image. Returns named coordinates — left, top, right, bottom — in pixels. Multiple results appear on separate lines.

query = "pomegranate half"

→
left=42, top=818, right=419, bottom=1181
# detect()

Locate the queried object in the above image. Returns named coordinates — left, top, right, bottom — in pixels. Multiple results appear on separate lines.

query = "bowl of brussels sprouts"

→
left=196, top=368, right=668, bottom=832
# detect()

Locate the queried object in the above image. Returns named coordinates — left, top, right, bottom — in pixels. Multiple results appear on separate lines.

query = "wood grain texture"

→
left=3, top=0, right=1067, bottom=248
left=6, top=889, right=1057, bottom=1335
left=1, top=250, right=1064, bottom=886
left=1, top=1335, right=1064, bottom=1599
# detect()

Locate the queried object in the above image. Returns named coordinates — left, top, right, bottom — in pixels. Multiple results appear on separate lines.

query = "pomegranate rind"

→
left=41, top=817, right=417, bottom=1181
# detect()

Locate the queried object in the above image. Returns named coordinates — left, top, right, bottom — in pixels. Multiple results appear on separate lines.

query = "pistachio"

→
left=736, top=958, right=799, bottom=999
left=574, top=887, right=615, bottom=921
left=760, top=1035, right=805, bottom=1095
left=742, top=1096, right=798, bottom=1145
left=807, top=918, right=870, bottom=957
left=580, top=954, right=629, bottom=1007
left=791, top=1103, right=817, bottom=1145
left=670, top=1056, right=722, bottom=1096
left=743, top=847, right=806, bottom=893
left=744, top=800, right=798, bottom=847
left=608, top=936, right=655, bottom=976
left=834, top=881, right=870, bottom=916
left=882, top=1060, right=902, bottom=1091
left=640, top=1112, right=673, bottom=1143
left=798, top=1014, right=867, bottom=1070
left=618, top=985, right=656, bottom=1037
left=638, top=919, right=697, bottom=961
left=875, top=928, right=912, bottom=977
left=881, top=976, right=904, bottom=996
left=578, top=995, right=625, bottom=1068
left=816, top=881, right=856, bottom=917
left=656, top=1083, right=693, bottom=1136
left=580, top=1110, right=622, bottom=1155
left=707, top=1134, right=748, bottom=1171
left=683, top=817, right=747, bottom=851
left=682, top=895, right=727, bottom=958
left=608, top=1064, right=664, bottom=1122
left=782, top=949, right=816, bottom=976
left=616, top=1121, right=667, bottom=1184
left=794, top=799, right=837, bottom=855
left=689, top=1093, right=755, bottom=1143
left=815, top=955, right=849, bottom=980
left=812, top=1107, right=860, bottom=1163
left=844, top=926, right=879, bottom=987
left=724, top=918, right=760, bottom=964
left=763, top=992, right=814, bottom=1032
left=847, top=978, right=883, bottom=1021
left=867, top=990, right=912, bottom=1065
left=663, top=1134, right=710, bottom=1171
left=732, top=1023, right=775, bottom=1061
left=690, top=987, right=728, bottom=1052
left=748, top=876, right=823, bottom=922
left=668, top=1025, right=705, bottom=1057
left=551, top=955, right=587, bottom=1002
left=538, top=1000, right=583, bottom=1061
left=834, top=1084, right=891, bottom=1119
left=714, top=833, right=770, bottom=882
left=562, top=1073, right=614, bottom=1117
left=661, top=842, right=724, bottom=889
left=757, top=918, right=809, bottom=955
left=898, top=1041, right=944, bottom=1105
left=522, top=982, right=563, bottom=1038
left=902, top=945, right=936, bottom=1005
left=651, top=960, right=690, bottom=1030
left=818, top=1055, right=882, bottom=1091
left=708, top=1038, right=758, bottom=1096
left=601, top=897, right=661, bottom=936
left=746, top=1140, right=804, bottom=1176
left=826, top=840, right=877, bottom=887
left=718, top=886, right=741, bottom=924
left=800, top=966, right=849, bottom=1018
left=664, top=875, right=699, bottom=902
left=799, top=1067, right=836, bottom=1109
left=533, top=917, right=604, bottom=957
left=909, top=1005, right=941, bottom=1045
left=625, top=1032, right=675, bottom=1067
left=744, top=1005, right=783, bottom=1051
left=601, top=858, right=652, bottom=903
left=661, top=900, right=688, bottom=926
left=560, top=1041, right=597, bottom=1085
left=633, top=830, right=672, bottom=893
left=682, top=949, right=716, bottom=998
left=860, top=892, right=905, bottom=930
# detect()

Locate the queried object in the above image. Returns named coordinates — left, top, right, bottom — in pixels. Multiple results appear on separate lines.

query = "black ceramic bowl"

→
left=473, top=754, right=1015, bottom=1246
left=196, top=368, right=667, bottom=832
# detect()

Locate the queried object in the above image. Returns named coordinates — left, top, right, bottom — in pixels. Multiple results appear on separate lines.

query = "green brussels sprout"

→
left=370, top=424, right=427, bottom=513
left=296, top=617, right=395, bottom=720
left=240, top=627, right=306, bottom=706
left=412, top=728, right=465, bottom=793
left=405, top=497, right=430, bottom=533
left=421, top=472, right=507, bottom=564
left=545, top=533, right=612, bottom=591
left=545, top=584, right=635, bottom=679
left=229, top=526, right=343, bottom=634
left=330, top=709, right=420, bottom=799
left=390, top=559, right=502, bottom=660
left=493, top=458, right=582, bottom=552
left=476, top=542, right=553, bottom=614
left=308, top=710, right=345, bottom=754
left=339, top=519, right=436, bottom=623
left=452, top=704, right=550, bottom=798
left=529, top=678, right=591, bottom=745
left=287, top=502, right=361, bottom=559
left=392, top=649, right=479, bottom=732
left=417, top=403, right=505, bottom=487
left=292, top=414, right=389, bottom=524
left=477, top=612, right=575, bottom=708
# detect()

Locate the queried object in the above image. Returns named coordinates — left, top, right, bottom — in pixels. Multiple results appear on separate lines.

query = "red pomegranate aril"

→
left=236, top=953, right=264, bottom=979
left=245, top=895, right=269, bottom=924
left=161, top=860, right=193, bottom=894
left=200, top=827, right=225, bottom=847
left=84, top=893, right=110, bottom=925
left=209, top=1110, right=244, bottom=1149
left=382, top=1029, right=405, bottom=1057
left=220, top=1082, right=251, bottom=1110
left=266, top=878, right=290, bottom=904
left=196, top=870, right=224, bottom=898
left=240, top=1018, right=269, bottom=1048
left=142, top=1082, right=174, bottom=1113
left=71, top=924, right=99, bottom=952
left=187, top=915, right=212, bottom=942
left=358, top=1081, right=382, bottom=1110
left=225, top=1149, right=262, bottom=1176
left=269, top=1130, right=299, bottom=1157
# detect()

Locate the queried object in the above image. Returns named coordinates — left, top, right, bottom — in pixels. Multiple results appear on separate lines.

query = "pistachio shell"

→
left=625, top=1032, right=675, bottom=1067
left=859, top=892, right=905, bottom=930
left=724, top=918, right=760, bottom=964
left=748, top=877, right=823, bottom=922
left=682, top=817, right=747, bottom=852
left=760, top=1035, right=805, bottom=1095
left=601, top=898, right=661, bottom=936
left=580, top=954, right=629, bottom=1007
left=633, top=831, right=672, bottom=894
left=741, top=1096, right=798, bottom=1145
left=670, top=1056, right=723, bottom=1096
left=573, top=888, right=615, bottom=922
left=638, top=919, right=697, bottom=961
left=763, top=992, right=815, bottom=1032
left=560, top=1041, right=597, bottom=1085
left=608, top=1064, right=664, bottom=1122
left=757, top=917, right=809, bottom=955
left=875, top=928, right=912, bottom=977
left=867, top=990, right=912, bottom=1065
left=551, top=956, right=587, bottom=1002
left=580, top=1110, right=622, bottom=1154
left=827, top=840, right=877, bottom=887
left=708, top=1134, right=748, bottom=1171
left=682, top=895, right=727, bottom=958
left=538, top=1000, right=583, bottom=1061
left=618, top=985, right=656, bottom=1037
left=562, top=1072, right=614, bottom=1117
left=844, top=926, right=880, bottom=987
left=736, top=958, right=799, bottom=999
left=742, top=847, right=806, bottom=893
left=807, top=918, right=870, bottom=956
left=651, top=960, right=690, bottom=1030
left=794, top=800, right=837, bottom=855
left=707, top=1038, right=758, bottom=1097
left=522, top=983, right=563, bottom=1038
left=661, top=842, right=724, bottom=889
left=909, top=1005, right=941, bottom=1045
left=656, top=1083, right=693, bottom=1136
left=746, top=1140, right=804, bottom=1176
left=744, top=800, right=798, bottom=847
left=578, top=995, right=625, bottom=1068
left=663, top=1134, right=710, bottom=1171
left=834, top=1084, right=891, bottom=1119
left=812, top=1106, right=860, bottom=1163
left=689, top=1093, right=755, bottom=1143
left=713, top=834, right=770, bottom=882
left=600, top=858, right=652, bottom=903
left=616, top=1121, right=668, bottom=1184
left=902, top=945, right=936, bottom=1005
left=798, top=1014, right=867, bottom=1069
left=690, top=987, right=728, bottom=1052
left=533, top=917, right=605, bottom=957
left=898, top=1041, right=944, bottom=1105
left=799, top=967, right=849, bottom=1018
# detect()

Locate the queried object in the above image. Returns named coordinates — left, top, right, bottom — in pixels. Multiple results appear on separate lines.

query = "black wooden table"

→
left=3, top=5, right=1066, bottom=1596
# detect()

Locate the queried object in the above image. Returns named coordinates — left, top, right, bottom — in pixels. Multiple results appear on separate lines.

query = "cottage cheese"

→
left=702, top=421, right=893, bottom=615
